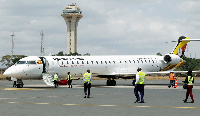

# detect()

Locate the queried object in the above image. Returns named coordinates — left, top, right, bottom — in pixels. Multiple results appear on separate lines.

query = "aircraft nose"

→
left=3, top=68, right=13, bottom=76
left=3, top=66, right=21, bottom=77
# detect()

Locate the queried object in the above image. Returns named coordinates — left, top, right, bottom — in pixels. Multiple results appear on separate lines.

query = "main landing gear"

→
left=106, top=78, right=116, bottom=86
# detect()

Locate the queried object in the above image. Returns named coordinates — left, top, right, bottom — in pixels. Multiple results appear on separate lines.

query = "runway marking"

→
left=8, top=102, right=19, bottom=104
left=0, top=98, right=17, bottom=100
left=98, top=105, right=118, bottom=107
left=1, top=101, right=200, bottom=109
left=63, top=104, right=79, bottom=106
left=1, top=88, right=45, bottom=90
left=33, top=103, right=50, bottom=105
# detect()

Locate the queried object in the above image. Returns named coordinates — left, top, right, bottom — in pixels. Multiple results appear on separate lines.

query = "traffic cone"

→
left=174, top=79, right=178, bottom=88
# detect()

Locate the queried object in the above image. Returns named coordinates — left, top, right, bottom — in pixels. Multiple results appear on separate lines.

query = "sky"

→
left=0, top=0, right=200, bottom=63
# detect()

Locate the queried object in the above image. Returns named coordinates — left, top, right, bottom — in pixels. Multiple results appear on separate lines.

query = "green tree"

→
left=52, top=51, right=82, bottom=56
left=67, top=52, right=81, bottom=56
left=83, top=53, right=90, bottom=56
left=157, top=52, right=162, bottom=56
left=176, top=56, right=200, bottom=71
left=57, top=51, right=65, bottom=56
left=0, top=55, right=26, bottom=67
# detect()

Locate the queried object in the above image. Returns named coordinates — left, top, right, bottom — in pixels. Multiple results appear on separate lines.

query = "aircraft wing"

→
left=113, top=70, right=200, bottom=77
left=144, top=70, right=200, bottom=75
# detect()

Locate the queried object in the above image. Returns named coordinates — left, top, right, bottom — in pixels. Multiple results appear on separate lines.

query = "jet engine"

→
left=163, top=54, right=182, bottom=64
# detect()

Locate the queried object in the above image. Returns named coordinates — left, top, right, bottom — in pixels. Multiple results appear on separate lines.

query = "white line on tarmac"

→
left=1, top=101, right=200, bottom=109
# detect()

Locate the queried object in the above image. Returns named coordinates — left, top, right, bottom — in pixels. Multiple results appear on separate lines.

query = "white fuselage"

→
left=4, top=55, right=178, bottom=79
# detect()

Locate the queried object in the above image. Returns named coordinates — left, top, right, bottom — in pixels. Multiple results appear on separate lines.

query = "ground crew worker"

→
left=83, top=69, right=92, bottom=98
left=54, top=73, right=59, bottom=88
left=168, top=72, right=175, bottom=88
left=134, top=68, right=145, bottom=103
left=183, top=70, right=194, bottom=103
left=67, top=72, right=72, bottom=88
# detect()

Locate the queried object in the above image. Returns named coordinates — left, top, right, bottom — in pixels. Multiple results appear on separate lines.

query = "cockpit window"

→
left=17, top=61, right=26, bottom=64
left=27, top=61, right=36, bottom=64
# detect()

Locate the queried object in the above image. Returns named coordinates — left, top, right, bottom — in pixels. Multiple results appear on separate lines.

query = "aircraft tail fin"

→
left=171, top=36, right=190, bottom=57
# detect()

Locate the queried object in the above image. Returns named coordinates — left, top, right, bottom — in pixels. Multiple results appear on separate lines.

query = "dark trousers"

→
left=68, top=80, right=72, bottom=88
left=168, top=80, right=175, bottom=87
left=54, top=80, right=57, bottom=88
left=84, top=83, right=91, bottom=96
left=185, top=85, right=194, bottom=101
left=134, top=84, right=144, bottom=102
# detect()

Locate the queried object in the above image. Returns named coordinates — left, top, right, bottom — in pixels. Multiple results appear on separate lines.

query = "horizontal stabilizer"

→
left=181, top=39, right=200, bottom=41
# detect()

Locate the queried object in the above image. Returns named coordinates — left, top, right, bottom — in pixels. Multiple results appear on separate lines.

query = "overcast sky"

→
left=0, top=0, right=200, bottom=61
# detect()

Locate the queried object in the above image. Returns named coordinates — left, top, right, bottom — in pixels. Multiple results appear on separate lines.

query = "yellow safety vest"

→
left=137, top=71, right=145, bottom=84
left=54, top=74, right=58, bottom=81
left=68, top=75, right=72, bottom=80
left=188, top=76, right=193, bottom=85
left=83, top=72, right=91, bottom=83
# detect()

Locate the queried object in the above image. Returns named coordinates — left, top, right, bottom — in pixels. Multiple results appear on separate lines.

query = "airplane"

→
left=3, top=36, right=200, bottom=87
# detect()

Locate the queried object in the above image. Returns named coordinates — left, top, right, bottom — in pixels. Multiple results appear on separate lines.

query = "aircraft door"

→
left=39, top=57, right=49, bottom=73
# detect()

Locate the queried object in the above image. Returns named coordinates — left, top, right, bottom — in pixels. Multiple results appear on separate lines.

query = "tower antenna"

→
left=11, top=31, right=15, bottom=56
left=40, top=30, right=44, bottom=56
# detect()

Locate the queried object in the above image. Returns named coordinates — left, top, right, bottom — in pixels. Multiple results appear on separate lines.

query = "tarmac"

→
left=0, top=79, right=200, bottom=116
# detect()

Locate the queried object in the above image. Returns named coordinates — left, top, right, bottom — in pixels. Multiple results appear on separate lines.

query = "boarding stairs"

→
left=42, top=73, right=54, bottom=86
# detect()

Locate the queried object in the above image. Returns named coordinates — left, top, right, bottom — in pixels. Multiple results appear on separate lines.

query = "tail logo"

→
left=172, top=36, right=190, bottom=57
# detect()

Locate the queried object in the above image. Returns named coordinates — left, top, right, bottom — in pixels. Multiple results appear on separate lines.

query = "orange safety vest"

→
left=169, top=73, right=175, bottom=80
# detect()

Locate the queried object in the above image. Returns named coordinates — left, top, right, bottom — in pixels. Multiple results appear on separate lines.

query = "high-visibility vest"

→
left=54, top=74, right=58, bottom=81
left=170, top=73, right=175, bottom=80
left=188, top=76, right=193, bottom=85
left=137, top=71, right=145, bottom=84
left=67, top=75, right=72, bottom=80
left=83, top=72, right=91, bottom=83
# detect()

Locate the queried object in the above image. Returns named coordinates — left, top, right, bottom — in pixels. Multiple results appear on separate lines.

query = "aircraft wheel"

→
left=106, top=80, right=116, bottom=86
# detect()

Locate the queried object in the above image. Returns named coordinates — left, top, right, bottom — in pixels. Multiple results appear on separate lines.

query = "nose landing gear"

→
left=13, top=79, right=24, bottom=88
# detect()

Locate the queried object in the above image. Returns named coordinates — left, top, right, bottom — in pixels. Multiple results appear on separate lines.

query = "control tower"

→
left=61, top=3, right=83, bottom=54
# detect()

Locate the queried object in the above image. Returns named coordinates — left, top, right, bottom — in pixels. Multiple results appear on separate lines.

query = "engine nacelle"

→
left=163, top=54, right=183, bottom=64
